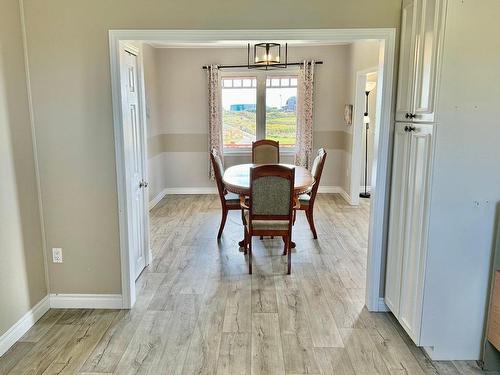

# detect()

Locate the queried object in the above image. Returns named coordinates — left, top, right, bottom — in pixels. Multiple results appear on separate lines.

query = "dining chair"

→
left=240, top=165, right=298, bottom=274
left=252, top=139, right=280, bottom=164
left=210, top=149, right=241, bottom=239
left=295, top=148, right=327, bottom=239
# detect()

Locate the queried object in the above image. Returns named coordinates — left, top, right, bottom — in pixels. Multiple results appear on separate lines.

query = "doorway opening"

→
left=350, top=68, right=379, bottom=206
left=109, top=30, right=396, bottom=311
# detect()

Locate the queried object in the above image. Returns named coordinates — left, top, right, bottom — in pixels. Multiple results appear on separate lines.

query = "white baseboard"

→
left=49, top=294, right=123, bottom=309
left=157, top=186, right=351, bottom=199
left=359, top=185, right=372, bottom=193
left=318, top=186, right=352, bottom=205
left=149, top=188, right=168, bottom=210
left=339, top=189, right=353, bottom=205
left=149, top=187, right=218, bottom=208
left=0, top=295, right=50, bottom=356
left=164, top=187, right=217, bottom=195
left=317, top=186, right=343, bottom=194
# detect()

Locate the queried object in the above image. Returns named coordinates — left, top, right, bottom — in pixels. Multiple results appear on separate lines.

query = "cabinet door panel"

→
left=399, top=124, right=434, bottom=344
left=395, top=0, right=419, bottom=122
left=413, top=0, right=446, bottom=122
left=385, top=123, right=412, bottom=315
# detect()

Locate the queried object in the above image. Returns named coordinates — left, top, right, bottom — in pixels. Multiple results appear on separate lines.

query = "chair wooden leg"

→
left=248, top=236, right=252, bottom=274
left=282, top=236, right=287, bottom=256
left=306, top=209, right=318, bottom=239
left=243, top=227, right=248, bottom=254
left=293, top=210, right=297, bottom=224
left=260, top=236, right=263, bottom=240
left=287, top=235, right=292, bottom=274
left=217, top=208, right=228, bottom=240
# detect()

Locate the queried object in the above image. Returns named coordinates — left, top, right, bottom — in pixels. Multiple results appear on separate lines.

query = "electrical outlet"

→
left=52, top=248, right=63, bottom=263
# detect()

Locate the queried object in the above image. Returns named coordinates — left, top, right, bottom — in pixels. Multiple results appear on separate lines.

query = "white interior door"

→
left=120, top=46, right=147, bottom=280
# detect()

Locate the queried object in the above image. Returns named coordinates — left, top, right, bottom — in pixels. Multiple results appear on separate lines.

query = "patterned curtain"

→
left=295, top=60, right=315, bottom=169
left=206, top=65, right=223, bottom=180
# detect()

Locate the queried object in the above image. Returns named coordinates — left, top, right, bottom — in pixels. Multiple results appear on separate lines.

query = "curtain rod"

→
left=202, top=61, right=323, bottom=70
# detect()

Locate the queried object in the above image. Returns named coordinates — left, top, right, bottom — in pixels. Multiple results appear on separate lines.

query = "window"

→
left=222, top=77, right=257, bottom=149
left=265, top=76, right=297, bottom=147
left=221, top=73, right=298, bottom=150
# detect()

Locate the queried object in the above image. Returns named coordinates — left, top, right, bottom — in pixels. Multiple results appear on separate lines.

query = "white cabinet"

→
left=395, top=0, right=446, bottom=123
left=385, top=123, right=434, bottom=344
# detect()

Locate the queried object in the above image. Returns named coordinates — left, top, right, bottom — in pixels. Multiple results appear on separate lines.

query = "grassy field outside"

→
left=223, top=108, right=296, bottom=147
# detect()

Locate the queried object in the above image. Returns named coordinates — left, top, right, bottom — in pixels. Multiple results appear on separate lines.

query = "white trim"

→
left=109, top=29, right=396, bottom=312
left=149, top=186, right=358, bottom=197
left=316, top=186, right=353, bottom=205
left=317, top=186, right=344, bottom=194
left=155, top=186, right=355, bottom=197
left=18, top=0, right=50, bottom=295
left=149, top=188, right=168, bottom=210
left=378, top=297, right=390, bottom=312
left=339, top=189, right=353, bottom=205
left=365, top=35, right=396, bottom=312
left=0, top=295, right=50, bottom=356
left=165, top=187, right=217, bottom=195
left=110, top=35, right=133, bottom=308
left=49, top=294, right=123, bottom=309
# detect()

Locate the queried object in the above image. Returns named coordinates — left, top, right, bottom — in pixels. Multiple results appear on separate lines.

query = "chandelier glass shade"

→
left=248, top=43, right=288, bottom=69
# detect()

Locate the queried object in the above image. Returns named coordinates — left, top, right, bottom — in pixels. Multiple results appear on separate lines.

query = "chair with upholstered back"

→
left=210, top=149, right=241, bottom=239
left=252, top=139, right=280, bottom=164
left=296, top=148, right=327, bottom=239
left=241, top=164, right=297, bottom=274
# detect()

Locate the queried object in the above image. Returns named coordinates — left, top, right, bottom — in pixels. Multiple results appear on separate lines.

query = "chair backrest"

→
left=249, top=165, right=295, bottom=223
left=309, top=148, right=327, bottom=204
left=210, top=149, right=226, bottom=204
left=252, top=139, right=280, bottom=164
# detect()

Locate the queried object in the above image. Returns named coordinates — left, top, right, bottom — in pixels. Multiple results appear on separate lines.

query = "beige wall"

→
left=21, top=0, right=401, bottom=295
left=343, top=41, right=381, bottom=194
left=143, top=44, right=168, bottom=201
left=0, top=0, right=47, bottom=337
left=144, top=45, right=352, bottom=192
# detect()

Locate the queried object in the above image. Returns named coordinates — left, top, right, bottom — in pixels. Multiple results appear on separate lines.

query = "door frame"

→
left=109, top=29, right=396, bottom=310
left=115, top=41, right=151, bottom=307
left=350, top=67, right=379, bottom=206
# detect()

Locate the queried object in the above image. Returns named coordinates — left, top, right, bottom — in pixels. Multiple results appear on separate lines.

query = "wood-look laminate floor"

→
left=0, top=194, right=495, bottom=375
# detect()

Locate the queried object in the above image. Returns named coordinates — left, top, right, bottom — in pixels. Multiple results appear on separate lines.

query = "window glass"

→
left=221, top=74, right=298, bottom=150
left=221, top=77, right=257, bottom=148
left=265, top=76, right=297, bottom=147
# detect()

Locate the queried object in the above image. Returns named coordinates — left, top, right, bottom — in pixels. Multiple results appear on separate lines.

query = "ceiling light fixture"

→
left=248, top=43, right=287, bottom=70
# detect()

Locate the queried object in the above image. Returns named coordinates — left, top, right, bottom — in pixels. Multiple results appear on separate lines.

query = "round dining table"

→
left=222, top=163, right=315, bottom=249
left=223, top=163, right=315, bottom=196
